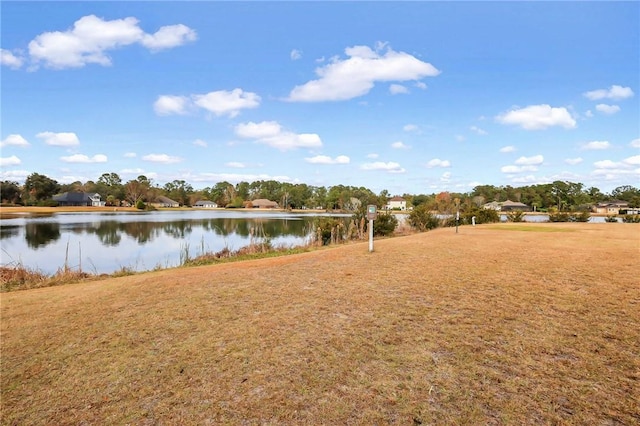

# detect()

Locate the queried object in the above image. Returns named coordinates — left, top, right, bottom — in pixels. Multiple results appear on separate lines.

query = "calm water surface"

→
left=0, top=210, right=348, bottom=275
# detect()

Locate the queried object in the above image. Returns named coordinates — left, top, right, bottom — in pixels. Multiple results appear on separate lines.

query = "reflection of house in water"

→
left=53, top=192, right=105, bottom=207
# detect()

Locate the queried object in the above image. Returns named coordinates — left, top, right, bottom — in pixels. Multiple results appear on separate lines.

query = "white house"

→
left=386, top=196, right=407, bottom=211
left=194, top=200, right=218, bottom=208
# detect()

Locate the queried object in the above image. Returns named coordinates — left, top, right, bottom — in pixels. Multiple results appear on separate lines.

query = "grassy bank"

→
left=1, top=223, right=639, bottom=424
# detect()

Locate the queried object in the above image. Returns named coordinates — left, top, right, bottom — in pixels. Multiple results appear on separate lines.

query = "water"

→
left=0, top=210, right=349, bottom=275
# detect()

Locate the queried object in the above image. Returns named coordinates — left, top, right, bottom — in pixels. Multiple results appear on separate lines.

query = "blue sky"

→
left=1, top=1, right=638, bottom=196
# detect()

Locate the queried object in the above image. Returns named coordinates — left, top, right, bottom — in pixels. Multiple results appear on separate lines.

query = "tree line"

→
left=1, top=172, right=639, bottom=211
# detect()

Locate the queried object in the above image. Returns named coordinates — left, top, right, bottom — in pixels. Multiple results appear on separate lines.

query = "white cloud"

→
left=36, top=131, right=80, bottom=146
left=154, top=95, right=189, bottom=115
left=193, top=139, right=207, bottom=147
left=389, top=84, right=409, bottom=95
left=188, top=172, right=294, bottom=185
left=440, top=172, right=451, bottom=182
left=630, top=138, right=640, bottom=148
left=623, top=155, right=640, bottom=166
left=403, top=124, right=418, bottom=132
left=142, top=153, right=183, bottom=164
left=391, top=141, right=409, bottom=149
left=470, top=125, right=487, bottom=135
left=60, top=154, right=108, bottom=163
left=234, top=121, right=322, bottom=151
left=415, top=81, right=427, bottom=90
left=305, top=155, right=350, bottom=165
left=0, top=155, right=21, bottom=167
left=192, top=89, right=261, bottom=118
left=290, top=49, right=302, bottom=60
left=27, top=15, right=196, bottom=69
left=426, top=158, right=451, bottom=168
left=360, top=161, right=406, bottom=173
left=496, top=104, right=576, bottom=130
left=140, top=24, right=197, bottom=51
left=595, top=104, right=621, bottom=115
left=581, top=140, right=610, bottom=150
left=585, top=110, right=594, bottom=118
left=583, top=85, right=634, bottom=101
left=515, top=155, right=544, bottom=166
left=367, top=153, right=379, bottom=159
left=0, top=170, right=30, bottom=180
left=287, top=43, right=440, bottom=102
left=1, top=49, right=24, bottom=69
left=499, top=145, right=516, bottom=153
left=226, top=162, right=246, bottom=168
left=0, top=134, right=30, bottom=147
left=593, top=160, right=620, bottom=169
left=565, top=157, right=583, bottom=165
left=124, top=152, right=137, bottom=158
left=455, top=135, right=466, bottom=142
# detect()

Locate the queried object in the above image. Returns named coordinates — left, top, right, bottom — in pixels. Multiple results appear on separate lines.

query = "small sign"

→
left=367, top=204, right=377, bottom=220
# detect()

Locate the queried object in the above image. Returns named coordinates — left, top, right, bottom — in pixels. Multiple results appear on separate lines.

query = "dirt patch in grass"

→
left=2, top=223, right=639, bottom=424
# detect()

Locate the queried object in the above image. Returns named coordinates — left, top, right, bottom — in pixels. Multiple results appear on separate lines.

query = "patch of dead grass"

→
left=1, top=223, right=639, bottom=424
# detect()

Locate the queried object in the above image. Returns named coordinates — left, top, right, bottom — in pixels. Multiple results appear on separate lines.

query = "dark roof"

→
left=53, top=192, right=93, bottom=202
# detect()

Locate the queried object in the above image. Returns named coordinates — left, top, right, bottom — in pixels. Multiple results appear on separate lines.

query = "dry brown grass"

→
left=1, top=222, right=639, bottom=425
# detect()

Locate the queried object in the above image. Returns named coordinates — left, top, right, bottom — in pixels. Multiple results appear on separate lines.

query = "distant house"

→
left=483, top=200, right=531, bottom=212
left=152, top=196, right=179, bottom=208
left=386, top=196, right=407, bottom=211
left=53, top=192, right=105, bottom=207
left=500, top=200, right=532, bottom=212
left=251, top=199, right=279, bottom=209
left=483, top=201, right=502, bottom=211
left=194, top=200, right=218, bottom=208
left=593, top=200, right=629, bottom=215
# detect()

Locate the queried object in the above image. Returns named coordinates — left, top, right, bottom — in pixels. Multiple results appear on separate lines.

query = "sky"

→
left=1, top=1, right=639, bottom=196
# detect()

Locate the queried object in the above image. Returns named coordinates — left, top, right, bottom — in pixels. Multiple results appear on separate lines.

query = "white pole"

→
left=369, top=219, right=374, bottom=252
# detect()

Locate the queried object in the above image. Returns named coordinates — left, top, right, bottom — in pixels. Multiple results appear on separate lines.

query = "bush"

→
left=314, top=217, right=349, bottom=245
left=622, top=214, right=640, bottom=223
left=572, top=211, right=591, bottom=222
left=462, top=207, right=500, bottom=225
left=408, top=205, right=440, bottom=231
left=135, top=200, right=146, bottom=210
left=372, top=212, right=398, bottom=237
left=604, top=215, right=619, bottom=223
left=506, top=211, right=525, bottom=222
left=548, top=211, right=570, bottom=222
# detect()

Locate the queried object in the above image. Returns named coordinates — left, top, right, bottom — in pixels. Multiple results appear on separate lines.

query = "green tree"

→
left=0, top=181, right=21, bottom=204
left=23, top=173, right=60, bottom=204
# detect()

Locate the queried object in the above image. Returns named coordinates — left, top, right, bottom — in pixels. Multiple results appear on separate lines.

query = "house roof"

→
left=194, top=200, right=216, bottom=206
left=596, top=200, right=629, bottom=207
left=389, top=196, right=405, bottom=202
left=501, top=200, right=529, bottom=207
left=53, top=192, right=98, bottom=202
left=252, top=198, right=278, bottom=207
left=156, top=196, right=178, bottom=204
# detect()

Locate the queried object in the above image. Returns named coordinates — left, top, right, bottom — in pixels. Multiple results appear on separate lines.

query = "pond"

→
left=0, top=210, right=349, bottom=275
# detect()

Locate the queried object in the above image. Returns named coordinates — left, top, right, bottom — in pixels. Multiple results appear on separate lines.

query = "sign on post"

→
left=367, top=205, right=377, bottom=252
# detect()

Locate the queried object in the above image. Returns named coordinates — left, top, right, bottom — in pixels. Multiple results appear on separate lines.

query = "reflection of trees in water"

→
left=0, top=226, right=20, bottom=240
left=93, top=221, right=122, bottom=246
left=25, top=222, right=61, bottom=248
left=13, top=216, right=315, bottom=249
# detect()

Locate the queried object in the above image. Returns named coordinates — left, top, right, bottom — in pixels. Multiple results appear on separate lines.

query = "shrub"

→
left=314, top=217, right=349, bottom=245
left=604, top=215, right=619, bottom=223
left=506, top=210, right=526, bottom=222
left=549, top=211, right=570, bottom=222
left=462, top=207, right=500, bottom=225
left=135, top=200, right=146, bottom=210
left=572, top=211, right=591, bottom=222
left=372, top=212, right=398, bottom=237
left=408, top=204, right=440, bottom=231
left=622, top=214, right=640, bottom=223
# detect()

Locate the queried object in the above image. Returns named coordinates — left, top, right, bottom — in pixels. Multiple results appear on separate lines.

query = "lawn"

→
left=1, top=222, right=639, bottom=425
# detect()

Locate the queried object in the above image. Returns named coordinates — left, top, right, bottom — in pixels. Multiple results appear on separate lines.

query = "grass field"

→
left=1, top=222, right=639, bottom=425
